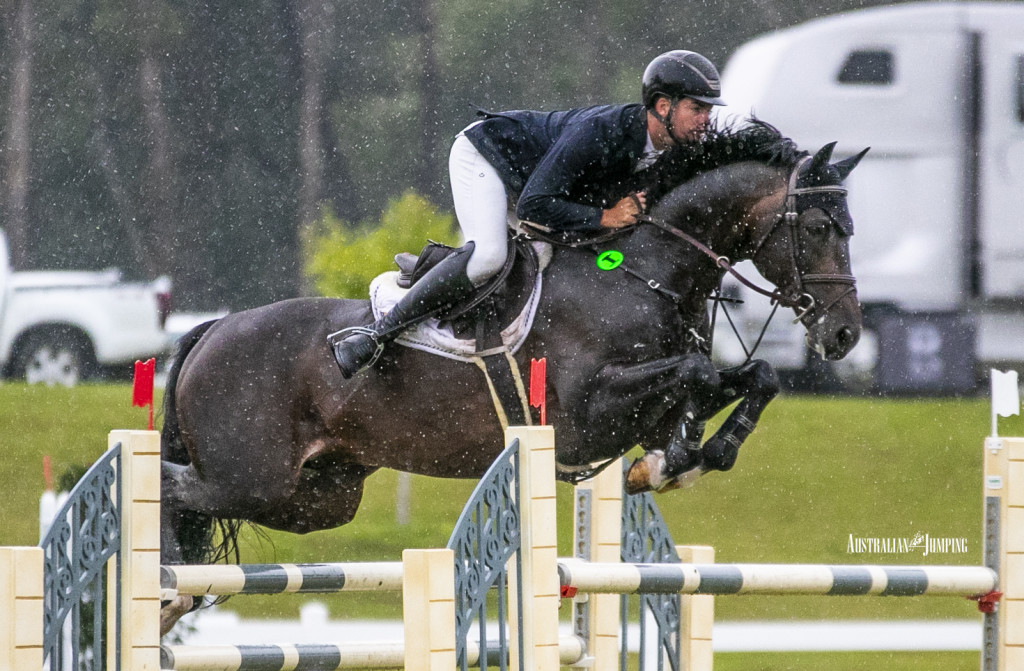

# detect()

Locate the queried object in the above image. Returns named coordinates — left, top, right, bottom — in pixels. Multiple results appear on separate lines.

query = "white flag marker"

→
left=991, top=369, right=1020, bottom=436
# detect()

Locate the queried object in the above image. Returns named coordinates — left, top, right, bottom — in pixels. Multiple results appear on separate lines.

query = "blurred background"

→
left=1, top=0, right=1021, bottom=392
left=0, top=0, right=904, bottom=309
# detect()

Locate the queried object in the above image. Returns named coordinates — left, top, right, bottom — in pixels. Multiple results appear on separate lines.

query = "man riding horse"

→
left=159, top=53, right=866, bottom=634
left=329, top=49, right=726, bottom=378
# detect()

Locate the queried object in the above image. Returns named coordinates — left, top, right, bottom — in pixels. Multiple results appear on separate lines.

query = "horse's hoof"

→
left=625, top=451, right=666, bottom=495
left=160, top=595, right=193, bottom=636
left=701, top=437, right=739, bottom=471
left=661, top=466, right=703, bottom=491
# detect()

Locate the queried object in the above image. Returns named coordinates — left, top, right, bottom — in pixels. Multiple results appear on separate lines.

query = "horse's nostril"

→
left=836, top=326, right=856, bottom=347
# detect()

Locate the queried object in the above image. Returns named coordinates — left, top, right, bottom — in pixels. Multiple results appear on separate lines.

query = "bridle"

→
left=747, top=154, right=858, bottom=325
left=642, top=154, right=857, bottom=328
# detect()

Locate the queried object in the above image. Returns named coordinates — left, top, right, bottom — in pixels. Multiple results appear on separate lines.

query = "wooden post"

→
left=110, top=430, right=162, bottom=670
left=572, top=460, right=623, bottom=671
left=506, top=426, right=560, bottom=671
left=677, top=545, right=715, bottom=671
left=402, top=548, right=456, bottom=670
left=0, top=546, right=43, bottom=669
left=984, top=436, right=1024, bottom=670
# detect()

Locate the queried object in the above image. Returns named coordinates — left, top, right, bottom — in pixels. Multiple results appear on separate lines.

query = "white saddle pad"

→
left=369, top=242, right=552, bottom=362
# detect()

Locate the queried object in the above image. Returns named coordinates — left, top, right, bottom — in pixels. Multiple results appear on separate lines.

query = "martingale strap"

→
left=473, top=351, right=532, bottom=430
left=472, top=308, right=532, bottom=430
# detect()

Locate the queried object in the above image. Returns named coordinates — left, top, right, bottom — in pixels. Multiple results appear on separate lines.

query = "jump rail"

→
left=165, top=558, right=999, bottom=600
left=160, top=562, right=405, bottom=600
left=558, top=560, right=998, bottom=597
left=160, top=636, right=587, bottom=671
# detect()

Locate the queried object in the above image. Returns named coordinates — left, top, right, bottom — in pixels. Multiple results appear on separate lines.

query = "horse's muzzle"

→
left=807, top=321, right=861, bottom=361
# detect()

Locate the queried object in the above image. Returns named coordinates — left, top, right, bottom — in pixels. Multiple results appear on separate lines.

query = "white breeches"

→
left=449, top=132, right=513, bottom=286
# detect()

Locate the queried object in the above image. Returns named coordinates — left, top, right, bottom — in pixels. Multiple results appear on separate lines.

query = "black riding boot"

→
left=329, top=244, right=477, bottom=378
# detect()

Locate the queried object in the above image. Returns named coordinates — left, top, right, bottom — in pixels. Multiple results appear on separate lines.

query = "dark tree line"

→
left=0, top=0, right=893, bottom=310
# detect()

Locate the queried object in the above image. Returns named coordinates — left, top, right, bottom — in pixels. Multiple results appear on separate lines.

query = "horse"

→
left=159, top=121, right=868, bottom=632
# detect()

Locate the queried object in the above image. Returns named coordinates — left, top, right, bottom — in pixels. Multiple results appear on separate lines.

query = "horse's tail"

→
left=161, top=319, right=244, bottom=567
left=161, top=319, right=217, bottom=465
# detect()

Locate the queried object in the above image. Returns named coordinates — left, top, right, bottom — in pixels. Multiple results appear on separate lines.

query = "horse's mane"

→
left=642, top=118, right=806, bottom=204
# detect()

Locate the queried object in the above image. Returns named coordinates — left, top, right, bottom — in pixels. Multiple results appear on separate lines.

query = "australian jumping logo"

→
left=847, top=532, right=968, bottom=557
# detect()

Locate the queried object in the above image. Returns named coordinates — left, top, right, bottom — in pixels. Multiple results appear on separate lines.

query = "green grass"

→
left=2, top=383, right=157, bottom=548
left=713, top=651, right=980, bottom=670
left=2, top=383, right=1018, bottom=671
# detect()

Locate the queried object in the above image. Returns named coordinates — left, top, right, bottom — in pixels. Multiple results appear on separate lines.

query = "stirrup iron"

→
left=328, top=326, right=387, bottom=371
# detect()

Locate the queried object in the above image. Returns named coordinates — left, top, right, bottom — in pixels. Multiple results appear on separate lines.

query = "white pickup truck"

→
left=0, top=230, right=172, bottom=385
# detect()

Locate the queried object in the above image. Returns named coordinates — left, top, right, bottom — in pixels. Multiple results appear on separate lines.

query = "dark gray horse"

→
left=159, top=122, right=867, bottom=631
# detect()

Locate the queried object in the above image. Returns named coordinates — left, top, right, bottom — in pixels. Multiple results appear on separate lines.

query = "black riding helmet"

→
left=642, top=50, right=726, bottom=107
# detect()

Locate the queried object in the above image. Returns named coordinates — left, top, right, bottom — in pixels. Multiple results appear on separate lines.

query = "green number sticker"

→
left=596, top=250, right=624, bottom=271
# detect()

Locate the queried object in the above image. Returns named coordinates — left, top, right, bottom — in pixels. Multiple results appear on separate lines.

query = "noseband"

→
left=645, top=154, right=857, bottom=327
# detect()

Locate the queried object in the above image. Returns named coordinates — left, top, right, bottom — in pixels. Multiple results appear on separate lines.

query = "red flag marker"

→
left=529, top=358, right=547, bottom=425
left=43, top=455, right=53, bottom=492
left=132, top=358, right=156, bottom=430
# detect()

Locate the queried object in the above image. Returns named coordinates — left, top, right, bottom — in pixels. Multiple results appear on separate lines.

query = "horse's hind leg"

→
left=250, top=461, right=377, bottom=534
left=161, top=458, right=377, bottom=552
left=159, top=459, right=374, bottom=635
left=161, top=461, right=226, bottom=564
left=160, top=461, right=213, bottom=636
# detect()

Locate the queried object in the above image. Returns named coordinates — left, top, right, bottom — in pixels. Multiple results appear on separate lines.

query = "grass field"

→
left=3, top=382, right=1018, bottom=670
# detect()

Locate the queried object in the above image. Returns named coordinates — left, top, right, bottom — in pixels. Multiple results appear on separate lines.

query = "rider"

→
left=330, top=50, right=725, bottom=378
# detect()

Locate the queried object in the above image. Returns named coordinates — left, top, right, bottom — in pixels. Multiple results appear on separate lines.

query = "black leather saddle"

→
left=393, top=235, right=540, bottom=342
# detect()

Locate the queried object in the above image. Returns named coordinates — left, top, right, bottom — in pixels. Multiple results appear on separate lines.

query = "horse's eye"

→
left=802, top=214, right=829, bottom=236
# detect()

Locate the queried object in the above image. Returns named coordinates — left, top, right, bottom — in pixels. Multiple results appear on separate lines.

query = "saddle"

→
left=386, top=235, right=550, bottom=346
left=371, top=235, right=552, bottom=429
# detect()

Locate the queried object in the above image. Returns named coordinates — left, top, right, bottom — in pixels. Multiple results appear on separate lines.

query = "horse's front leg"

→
left=578, top=353, right=719, bottom=449
left=626, top=359, right=780, bottom=493
left=623, top=400, right=704, bottom=494
left=572, top=352, right=718, bottom=492
left=693, top=359, right=780, bottom=472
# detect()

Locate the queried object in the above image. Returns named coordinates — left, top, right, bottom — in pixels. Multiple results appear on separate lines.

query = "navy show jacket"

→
left=463, top=104, right=649, bottom=231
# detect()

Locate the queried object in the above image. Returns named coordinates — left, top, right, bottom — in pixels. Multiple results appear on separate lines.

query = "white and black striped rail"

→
left=160, top=642, right=406, bottom=670
left=162, top=560, right=999, bottom=600
left=160, top=562, right=404, bottom=600
left=160, top=637, right=585, bottom=670
left=557, top=560, right=998, bottom=597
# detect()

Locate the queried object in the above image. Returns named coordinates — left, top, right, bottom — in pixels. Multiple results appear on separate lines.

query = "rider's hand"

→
left=601, top=193, right=646, bottom=229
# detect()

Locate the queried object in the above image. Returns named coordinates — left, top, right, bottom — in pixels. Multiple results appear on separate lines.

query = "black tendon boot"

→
left=329, top=244, right=477, bottom=378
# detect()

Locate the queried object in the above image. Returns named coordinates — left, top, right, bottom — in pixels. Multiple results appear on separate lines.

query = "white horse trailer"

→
left=715, top=1, right=1024, bottom=393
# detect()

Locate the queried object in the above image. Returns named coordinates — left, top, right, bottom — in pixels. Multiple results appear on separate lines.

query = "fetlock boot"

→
left=329, top=244, right=477, bottom=378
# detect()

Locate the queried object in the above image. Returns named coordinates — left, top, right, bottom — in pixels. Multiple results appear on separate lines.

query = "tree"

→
left=3, top=0, right=34, bottom=269
left=294, top=0, right=329, bottom=231
left=410, top=0, right=444, bottom=202
left=303, top=191, right=458, bottom=299
left=0, top=0, right=916, bottom=312
left=135, top=0, right=182, bottom=279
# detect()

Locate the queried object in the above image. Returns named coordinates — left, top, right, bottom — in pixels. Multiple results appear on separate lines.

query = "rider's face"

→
left=670, top=98, right=712, bottom=141
left=649, top=96, right=713, bottom=149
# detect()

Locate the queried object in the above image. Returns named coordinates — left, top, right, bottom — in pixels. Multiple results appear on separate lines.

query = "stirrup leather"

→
left=327, top=326, right=387, bottom=370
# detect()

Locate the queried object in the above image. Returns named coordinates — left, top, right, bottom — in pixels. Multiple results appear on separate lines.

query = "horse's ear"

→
left=833, top=147, right=870, bottom=181
left=807, top=141, right=837, bottom=175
